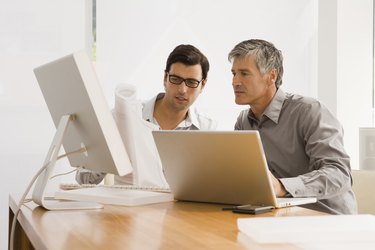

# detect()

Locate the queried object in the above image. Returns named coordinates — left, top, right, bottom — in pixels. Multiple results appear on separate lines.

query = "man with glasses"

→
left=76, top=44, right=216, bottom=185
left=142, top=44, right=216, bottom=130
left=228, top=39, right=356, bottom=214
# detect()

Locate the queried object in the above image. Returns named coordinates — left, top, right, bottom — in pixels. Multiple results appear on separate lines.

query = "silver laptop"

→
left=152, top=130, right=316, bottom=208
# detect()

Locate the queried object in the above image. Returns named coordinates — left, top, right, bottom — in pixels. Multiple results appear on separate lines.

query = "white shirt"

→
left=142, top=93, right=217, bottom=130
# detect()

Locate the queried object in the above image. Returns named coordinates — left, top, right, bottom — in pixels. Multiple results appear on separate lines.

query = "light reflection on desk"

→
left=10, top=194, right=330, bottom=250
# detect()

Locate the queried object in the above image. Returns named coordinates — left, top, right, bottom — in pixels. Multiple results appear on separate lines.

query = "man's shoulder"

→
left=141, top=93, right=162, bottom=121
left=284, top=92, right=323, bottom=111
left=141, top=93, right=162, bottom=108
left=283, top=92, right=337, bottom=124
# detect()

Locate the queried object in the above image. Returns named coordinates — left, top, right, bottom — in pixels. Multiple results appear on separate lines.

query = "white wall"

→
left=313, top=0, right=373, bottom=169
left=0, top=1, right=87, bottom=249
left=96, top=0, right=318, bottom=130
left=337, top=0, right=373, bottom=168
left=317, top=0, right=337, bottom=115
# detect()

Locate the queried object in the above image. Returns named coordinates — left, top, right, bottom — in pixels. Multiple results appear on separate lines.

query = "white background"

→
left=0, top=1, right=373, bottom=249
left=96, top=0, right=318, bottom=130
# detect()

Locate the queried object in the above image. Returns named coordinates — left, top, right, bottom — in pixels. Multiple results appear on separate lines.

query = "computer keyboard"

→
left=59, top=183, right=171, bottom=193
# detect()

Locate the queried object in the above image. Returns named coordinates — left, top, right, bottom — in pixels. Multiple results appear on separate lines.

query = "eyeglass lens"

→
left=168, top=74, right=201, bottom=88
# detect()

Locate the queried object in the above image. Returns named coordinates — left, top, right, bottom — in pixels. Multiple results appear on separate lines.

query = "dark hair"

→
left=165, top=44, right=209, bottom=80
left=228, top=39, right=284, bottom=88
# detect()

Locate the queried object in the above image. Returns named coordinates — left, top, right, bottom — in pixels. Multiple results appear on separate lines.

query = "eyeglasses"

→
left=167, top=73, right=203, bottom=88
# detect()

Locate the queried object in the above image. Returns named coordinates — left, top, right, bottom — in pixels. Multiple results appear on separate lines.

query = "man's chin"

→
left=173, top=101, right=189, bottom=110
left=235, top=99, right=247, bottom=105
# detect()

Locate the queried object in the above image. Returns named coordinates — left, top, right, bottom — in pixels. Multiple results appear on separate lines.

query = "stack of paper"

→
left=238, top=214, right=375, bottom=244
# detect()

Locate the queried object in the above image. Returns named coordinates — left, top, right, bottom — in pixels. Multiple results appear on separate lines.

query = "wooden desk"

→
left=9, top=194, right=326, bottom=250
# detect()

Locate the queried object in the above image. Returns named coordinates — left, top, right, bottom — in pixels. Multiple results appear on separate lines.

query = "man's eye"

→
left=171, top=76, right=181, bottom=82
left=186, top=80, right=197, bottom=84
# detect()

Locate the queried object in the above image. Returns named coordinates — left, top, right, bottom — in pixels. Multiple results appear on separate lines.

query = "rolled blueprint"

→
left=112, top=84, right=169, bottom=188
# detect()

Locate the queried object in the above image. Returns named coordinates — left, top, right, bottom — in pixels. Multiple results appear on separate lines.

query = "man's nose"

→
left=232, top=76, right=241, bottom=87
left=178, top=81, right=189, bottom=92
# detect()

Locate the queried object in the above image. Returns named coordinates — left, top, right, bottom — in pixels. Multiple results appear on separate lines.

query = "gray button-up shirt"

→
left=235, top=88, right=357, bottom=214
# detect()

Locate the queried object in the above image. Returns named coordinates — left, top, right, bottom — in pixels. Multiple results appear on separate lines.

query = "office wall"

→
left=337, top=0, right=373, bottom=168
left=95, top=0, right=374, bottom=167
left=0, top=1, right=87, bottom=249
left=96, top=0, right=318, bottom=130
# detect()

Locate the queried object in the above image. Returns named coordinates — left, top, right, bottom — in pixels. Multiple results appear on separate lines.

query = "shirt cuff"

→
left=279, top=176, right=306, bottom=197
left=75, top=169, right=106, bottom=184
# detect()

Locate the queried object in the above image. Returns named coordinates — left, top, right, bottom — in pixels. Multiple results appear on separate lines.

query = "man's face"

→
left=231, top=56, right=275, bottom=107
left=163, top=62, right=206, bottom=111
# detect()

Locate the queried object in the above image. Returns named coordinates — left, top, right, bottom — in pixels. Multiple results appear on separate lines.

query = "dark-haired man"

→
left=143, top=44, right=216, bottom=130
left=76, top=44, right=216, bottom=185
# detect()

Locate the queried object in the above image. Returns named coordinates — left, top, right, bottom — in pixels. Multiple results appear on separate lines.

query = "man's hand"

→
left=268, top=170, right=287, bottom=197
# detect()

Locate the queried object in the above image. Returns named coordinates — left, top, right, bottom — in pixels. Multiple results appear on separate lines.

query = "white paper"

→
left=238, top=214, right=375, bottom=244
left=112, top=84, right=169, bottom=188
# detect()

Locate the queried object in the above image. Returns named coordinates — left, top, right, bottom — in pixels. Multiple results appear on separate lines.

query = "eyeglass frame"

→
left=166, top=72, right=204, bottom=88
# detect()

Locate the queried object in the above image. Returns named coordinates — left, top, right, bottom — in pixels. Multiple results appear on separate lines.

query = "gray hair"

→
left=228, top=39, right=284, bottom=88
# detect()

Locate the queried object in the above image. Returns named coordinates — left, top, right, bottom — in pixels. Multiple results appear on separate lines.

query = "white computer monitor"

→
left=32, top=50, right=132, bottom=210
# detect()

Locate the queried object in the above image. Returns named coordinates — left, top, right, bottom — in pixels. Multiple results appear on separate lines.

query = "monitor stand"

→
left=32, top=115, right=103, bottom=210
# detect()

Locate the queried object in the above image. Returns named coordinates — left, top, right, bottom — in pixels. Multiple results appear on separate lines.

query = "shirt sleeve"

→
left=279, top=101, right=353, bottom=199
left=75, top=169, right=106, bottom=184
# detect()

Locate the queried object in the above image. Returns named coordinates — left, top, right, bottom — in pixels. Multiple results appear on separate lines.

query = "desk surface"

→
left=9, top=194, right=326, bottom=250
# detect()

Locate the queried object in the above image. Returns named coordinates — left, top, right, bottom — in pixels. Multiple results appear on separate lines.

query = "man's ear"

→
left=163, top=72, right=168, bottom=89
left=268, top=69, right=277, bottom=86
left=200, top=79, right=207, bottom=92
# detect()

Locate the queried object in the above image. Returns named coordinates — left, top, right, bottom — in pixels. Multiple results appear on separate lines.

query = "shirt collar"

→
left=187, top=107, right=200, bottom=130
left=142, top=92, right=200, bottom=130
left=248, top=88, right=286, bottom=124
left=262, top=88, right=286, bottom=124
left=142, top=93, right=162, bottom=123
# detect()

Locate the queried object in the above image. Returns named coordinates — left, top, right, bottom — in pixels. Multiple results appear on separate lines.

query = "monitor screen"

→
left=33, top=50, right=132, bottom=176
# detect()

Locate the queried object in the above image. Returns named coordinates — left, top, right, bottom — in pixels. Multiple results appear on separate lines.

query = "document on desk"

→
left=55, top=186, right=174, bottom=206
left=238, top=214, right=375, bottom=244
